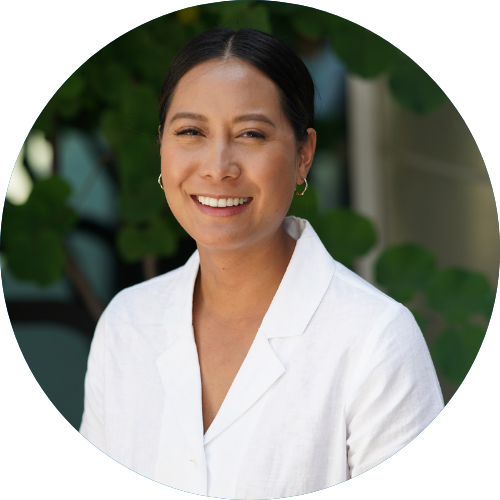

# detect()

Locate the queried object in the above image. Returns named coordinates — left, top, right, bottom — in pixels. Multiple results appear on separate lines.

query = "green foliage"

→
left=374, top=243, right=494, bottom=388
left=6, top=1, right=480, bottom=393
left=1, top=177, right=76, bottom=285
left=328, top=16, right=401, bottom=78
left=375, top=244, right=436, bottom=302
left=287, top=185, right=376, bottom=268
left=427, top=268, right=495, bottom=323
left=431, top=324, right=486, bottom=385
left=207, top=1, right=272, bottom=32
left=389, top=56, right=447, bottom=114
left=117, top=217, right=178, bottom=262
left=287, top=184, right=320, bottom=222
left=315, top=210, right=376, bottom=268
left=290, top=5, right=332, bottom=41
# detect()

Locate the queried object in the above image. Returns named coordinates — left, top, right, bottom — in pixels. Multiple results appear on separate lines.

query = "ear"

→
left=158, top=125, right=162, bottom=155
left=296, top=128, right=317, bottom=184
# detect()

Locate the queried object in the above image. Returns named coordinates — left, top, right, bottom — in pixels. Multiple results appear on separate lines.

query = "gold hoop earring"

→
left=158, top=173, right=164, bottom=190
left=294, top=177, right=308, bottom=196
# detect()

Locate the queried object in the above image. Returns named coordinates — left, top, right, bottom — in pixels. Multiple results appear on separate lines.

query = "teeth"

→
left=196, top=196, right=250, bottom=207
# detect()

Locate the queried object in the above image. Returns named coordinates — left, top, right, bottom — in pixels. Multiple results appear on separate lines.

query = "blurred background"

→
left=1, top=1, right=498, bottom=429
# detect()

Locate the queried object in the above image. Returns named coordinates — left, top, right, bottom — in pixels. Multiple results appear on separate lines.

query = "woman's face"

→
left=160, top=58, right=315, bottom=252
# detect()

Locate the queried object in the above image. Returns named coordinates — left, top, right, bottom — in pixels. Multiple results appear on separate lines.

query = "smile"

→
left=196, top=196, right=250, bottom=207
left=191, top=195, right=252, bottom=217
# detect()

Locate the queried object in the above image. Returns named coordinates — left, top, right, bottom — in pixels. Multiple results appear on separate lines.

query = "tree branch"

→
left=64, top=244, right=104, bottom=323
left=142, top=254, right=158, bottom=281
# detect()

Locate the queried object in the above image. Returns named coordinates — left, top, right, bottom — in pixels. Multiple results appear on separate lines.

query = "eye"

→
left=175, top=128, right=202, bottom=136
left=241, top=130, right=266, bottom=139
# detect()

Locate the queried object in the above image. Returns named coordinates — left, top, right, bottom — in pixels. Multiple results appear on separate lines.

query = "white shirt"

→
left=80, top=217, right=444, bottom=499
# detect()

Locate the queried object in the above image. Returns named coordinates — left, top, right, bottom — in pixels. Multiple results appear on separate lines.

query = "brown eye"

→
left=242, top=131, right=266, bottom=139
left=176, top=128, right=201, bottom=136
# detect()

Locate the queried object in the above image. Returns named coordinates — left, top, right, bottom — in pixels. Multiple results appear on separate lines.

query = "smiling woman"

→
left=80, top=28, right=443, bottom=499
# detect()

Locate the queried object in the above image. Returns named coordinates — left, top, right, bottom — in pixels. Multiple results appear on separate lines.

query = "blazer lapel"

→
left=262, top=217, right=337, bottom=341
left=155, top=252, right=208, bottom=493
left=154, top=218, right=337, bottom=483
left=204, top=218, right=337, bottom=444
left=203, top=328, right=285, bottom=445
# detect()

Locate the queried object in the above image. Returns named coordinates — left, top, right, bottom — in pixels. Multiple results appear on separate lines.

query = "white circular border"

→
left=1, top=1, right=498, bottom=498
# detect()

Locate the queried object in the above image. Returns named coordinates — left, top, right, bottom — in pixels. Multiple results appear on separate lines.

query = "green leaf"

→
left=290, top=6, right=330, bottom=40
left=120, top=82, right=159, bottom=136
left=5, top=230, right=66, bottom=286
left=2, top=202, right=48, bottom=241
left=431, top=324, right=486, bottom=385
left=176, top=6, right=202, bottom=25
left=57, top=71, right=86, bottom=100
left=54, top=71, right=86, bottom=119
left=410, top=308, right=427, bottom=338
left=116, top=134, right=159, bottom=184
left=204, top=1, right=251, bottom=16
left=375, top=243, right=436, bottom=303
left=2, top=177, right=77, bottom=245
left=117, top=218, right=178, bottom=262
left=87, top=61, right=130, bottom=104
left=28, top=176, right=71, bottom=210
left=314, top=208, right=376, bottom=268
left=33, top=99, right=56, bottom=135
left=388, top=56, right=447, bottom=114
left=287, top=184, right=320, bottom=221
left=328, top=16, right=401, bottom=78
left=426, top=268, right=494, bottom=323
left=101, top=109, right=127, bottom=149
left=265, top=2, right=302, bottom=16
left=119, top=179, right=165, bottom=223
left=146, top=218, right=178, bottom=256
left=217, top=2, right=272, bottom=33
left=28, top=177, right=77, bottom=233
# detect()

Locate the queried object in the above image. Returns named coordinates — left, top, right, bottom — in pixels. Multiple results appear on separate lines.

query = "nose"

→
left=198, top=138, right=240, bottom=182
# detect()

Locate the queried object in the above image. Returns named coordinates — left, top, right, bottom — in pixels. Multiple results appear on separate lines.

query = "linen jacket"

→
left=80, top=217, right=444, bottom=499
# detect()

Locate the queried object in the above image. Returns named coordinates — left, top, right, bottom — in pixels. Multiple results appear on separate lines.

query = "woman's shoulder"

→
left=322, top=259, right=415, bottom=341
left=103, top=251, right=198, bottom=323
left=331, top=260, right=396, bottom=306
left=111, top=266, right=184, bottom=309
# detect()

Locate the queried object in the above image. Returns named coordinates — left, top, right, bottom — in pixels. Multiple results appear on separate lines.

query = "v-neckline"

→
left=156, top=217, right=337, bottom=445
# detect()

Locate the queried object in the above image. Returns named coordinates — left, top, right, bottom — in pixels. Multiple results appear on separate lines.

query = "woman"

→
left=80, top=28, right=443, bottom=499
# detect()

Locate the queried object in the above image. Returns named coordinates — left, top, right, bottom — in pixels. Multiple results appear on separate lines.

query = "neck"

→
left=194, top=223, right=296, bottom=322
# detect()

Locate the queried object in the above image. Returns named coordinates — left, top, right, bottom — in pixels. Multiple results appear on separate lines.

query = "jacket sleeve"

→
left=345, top=304, right=444, bottom=477
left=79, top=309, right=107, bottom=453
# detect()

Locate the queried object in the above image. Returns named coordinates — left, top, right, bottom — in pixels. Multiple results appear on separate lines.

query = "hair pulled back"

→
left=158, top=28, right=315, bottom=144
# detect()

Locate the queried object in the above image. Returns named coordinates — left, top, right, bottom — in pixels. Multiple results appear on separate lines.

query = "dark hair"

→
left=158, top=28, right=315, bottom=144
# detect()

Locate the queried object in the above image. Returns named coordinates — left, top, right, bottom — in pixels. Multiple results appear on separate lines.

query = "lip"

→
left=191, top=195, right=253, bottom=217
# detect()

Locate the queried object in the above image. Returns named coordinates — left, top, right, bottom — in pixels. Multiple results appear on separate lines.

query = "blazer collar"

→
left=160, top=216, right=337, bottom=340
left=157, top=217, right=337, bottom=448
left=258, top=217, right=337, bottom=340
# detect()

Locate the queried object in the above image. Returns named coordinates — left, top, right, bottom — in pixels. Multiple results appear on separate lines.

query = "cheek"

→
left=258, top=148, right=297, bottom=196
left=161, top=149, right=193, bottom=189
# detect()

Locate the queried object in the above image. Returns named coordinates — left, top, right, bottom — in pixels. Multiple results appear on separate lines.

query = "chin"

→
left=189, top=221, right=253, bottom=249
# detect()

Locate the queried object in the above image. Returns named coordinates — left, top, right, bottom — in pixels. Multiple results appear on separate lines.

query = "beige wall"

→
left=347, top=75, right=499, bottom=287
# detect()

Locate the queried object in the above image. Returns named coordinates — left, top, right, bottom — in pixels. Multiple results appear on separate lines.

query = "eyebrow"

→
left=233, top=114, right=276, bottom=128
left=168, top=112, right=276, bottom=128
left=168, top=112, right=207, bottom=125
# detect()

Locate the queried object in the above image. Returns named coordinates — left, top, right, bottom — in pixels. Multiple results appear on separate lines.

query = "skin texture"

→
left=160, top=58, right=316, bottom=432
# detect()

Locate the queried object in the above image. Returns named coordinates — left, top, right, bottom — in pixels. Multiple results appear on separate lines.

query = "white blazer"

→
left=80, top=217, right=444, bottom=499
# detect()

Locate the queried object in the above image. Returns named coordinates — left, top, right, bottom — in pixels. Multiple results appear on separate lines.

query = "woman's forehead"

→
left=169, top=58, right=282, bottom=114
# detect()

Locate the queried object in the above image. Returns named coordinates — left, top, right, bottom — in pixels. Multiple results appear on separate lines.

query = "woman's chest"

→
left=193, top=309, right=265, bottom=433
left=103, top=330, right=355, bottom=496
